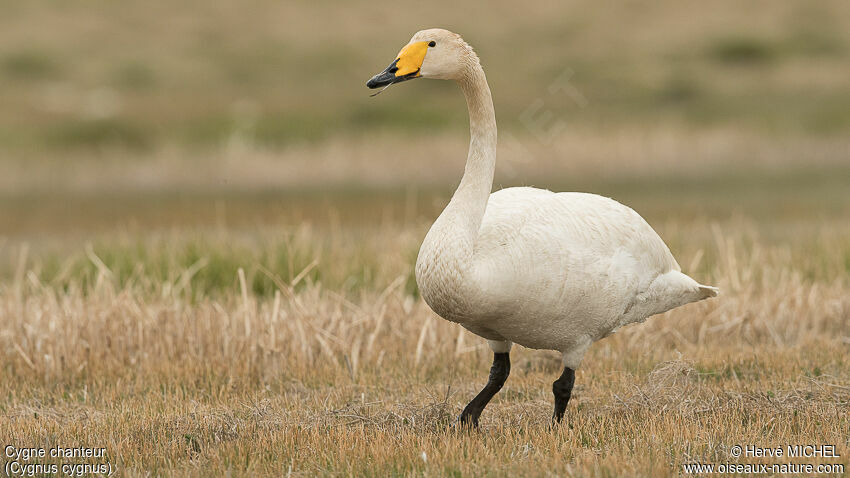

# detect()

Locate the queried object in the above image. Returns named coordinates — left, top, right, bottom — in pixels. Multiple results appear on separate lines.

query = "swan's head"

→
left=366, top=28, right=475, bottom=91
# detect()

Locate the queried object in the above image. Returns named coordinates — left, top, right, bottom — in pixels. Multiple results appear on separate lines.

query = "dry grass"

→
left=2, top=221, right=848, bottom=476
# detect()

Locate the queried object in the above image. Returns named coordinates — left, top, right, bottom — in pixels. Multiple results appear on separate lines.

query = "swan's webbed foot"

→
left=552, top=367, right=576, bottom=424
left=458, top=352, right=510, bottom=428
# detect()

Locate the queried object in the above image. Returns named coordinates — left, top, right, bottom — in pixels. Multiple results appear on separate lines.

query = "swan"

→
left=366, top=28, right=718, bottom=427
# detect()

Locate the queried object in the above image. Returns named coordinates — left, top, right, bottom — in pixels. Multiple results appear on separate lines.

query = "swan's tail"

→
left=628, top=271, right=719, bottom=320
left=670, top=271, right=719, bottom=305
left=697, top=284, right=719, bottom=300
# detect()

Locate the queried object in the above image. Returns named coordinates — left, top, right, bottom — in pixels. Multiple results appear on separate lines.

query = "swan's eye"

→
left=428, top=41, right=436, bottom=47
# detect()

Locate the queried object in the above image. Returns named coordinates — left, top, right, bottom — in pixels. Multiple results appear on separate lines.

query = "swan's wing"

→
left=471, top=187, right=681, bottom=324
left=477, top=187, right=679, bottom=273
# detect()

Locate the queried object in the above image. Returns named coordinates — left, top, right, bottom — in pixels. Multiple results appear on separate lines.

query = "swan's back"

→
left=478, top=187, right=679, bottom=275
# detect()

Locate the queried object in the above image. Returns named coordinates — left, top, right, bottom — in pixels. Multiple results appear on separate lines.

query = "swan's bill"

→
left=366, top=41, right=430, bottom=93
left=366, top=58, right=421, bottom=90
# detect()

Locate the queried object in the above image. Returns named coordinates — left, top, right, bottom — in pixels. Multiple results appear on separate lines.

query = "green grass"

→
left=3, top=161, right=849, bottom=298
left=1, top=49, right=61, bottom=80
left=24, top=235, right=414, bottom=300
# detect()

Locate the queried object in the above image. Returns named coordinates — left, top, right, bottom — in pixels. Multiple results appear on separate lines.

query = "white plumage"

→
left=418, top=187, right=717, bottom=367
left=367, top=28, right=718, bottom=425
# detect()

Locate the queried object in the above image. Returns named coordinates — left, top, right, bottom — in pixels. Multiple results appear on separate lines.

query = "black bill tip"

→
left=366, top=71, right=395, bottom=89
left=366, top=58, right=419, bottom=89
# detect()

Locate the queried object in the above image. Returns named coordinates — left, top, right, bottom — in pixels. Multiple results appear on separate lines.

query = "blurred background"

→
left=1, top=0, right=848, bottom=291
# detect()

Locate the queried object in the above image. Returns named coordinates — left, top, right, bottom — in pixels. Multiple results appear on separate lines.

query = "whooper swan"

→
left=366, top=28, right=718, bottom=427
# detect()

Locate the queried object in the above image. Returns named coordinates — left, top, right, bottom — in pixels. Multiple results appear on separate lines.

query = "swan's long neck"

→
left=451, top=63, right=497, bottom=240
left=416, top=59, right=496, bottom=310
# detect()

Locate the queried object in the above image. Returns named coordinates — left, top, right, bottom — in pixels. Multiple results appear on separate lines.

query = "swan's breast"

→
left=415, top=220, right=477, bottom=323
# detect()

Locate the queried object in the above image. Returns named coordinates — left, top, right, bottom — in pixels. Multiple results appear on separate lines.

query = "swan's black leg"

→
left=459, top=352, right=510, bottom=428
left=552, top=367, right=576, bottom=423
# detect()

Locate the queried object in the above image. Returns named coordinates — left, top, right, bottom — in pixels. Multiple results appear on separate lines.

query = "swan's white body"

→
left=417, top=187, right=716, bottom=367
left=382, top=29, right=717, bottom=370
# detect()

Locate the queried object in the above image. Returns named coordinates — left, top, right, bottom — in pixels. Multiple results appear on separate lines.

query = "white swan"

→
left=367, top=28, right=718, bottom=426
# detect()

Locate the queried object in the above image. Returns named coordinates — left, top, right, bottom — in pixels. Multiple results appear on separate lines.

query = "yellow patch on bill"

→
left=395, top=41, right=429, bottom=77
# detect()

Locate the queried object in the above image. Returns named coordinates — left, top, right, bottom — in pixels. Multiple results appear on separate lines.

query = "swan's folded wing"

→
left=473, top=187, right=682, bottom=320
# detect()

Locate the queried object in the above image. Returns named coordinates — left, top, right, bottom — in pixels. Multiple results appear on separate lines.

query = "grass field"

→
left=2, top=0, right=850, bottom=476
